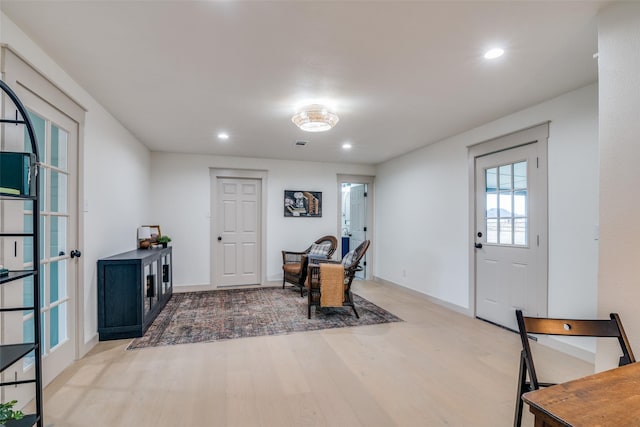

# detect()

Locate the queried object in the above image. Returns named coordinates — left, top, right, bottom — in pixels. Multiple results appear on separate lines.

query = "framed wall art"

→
left=284, top=190, right=322, bottom=217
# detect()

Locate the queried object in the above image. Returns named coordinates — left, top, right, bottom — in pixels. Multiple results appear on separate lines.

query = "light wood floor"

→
left=36, top=280, right=594, bottom=427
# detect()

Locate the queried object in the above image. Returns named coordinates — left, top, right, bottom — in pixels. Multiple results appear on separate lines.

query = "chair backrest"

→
left=307, top=235, right=338, bottom=257
left=342, top=240, right=370, bottom=272
left=515, top=309, right=635, bottom=390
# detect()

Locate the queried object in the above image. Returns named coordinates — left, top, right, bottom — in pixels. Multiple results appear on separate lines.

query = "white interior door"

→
left=214, top=178, right=260, bottom=287
left=0, top=90, right=78, bottom=403
left=475, top=142, right=547, bottom=330
left=349, top=183, right=367, bottom=278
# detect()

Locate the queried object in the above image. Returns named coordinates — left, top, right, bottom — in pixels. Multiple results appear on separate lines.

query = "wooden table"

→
left=522, top=362, right=640, bottom=426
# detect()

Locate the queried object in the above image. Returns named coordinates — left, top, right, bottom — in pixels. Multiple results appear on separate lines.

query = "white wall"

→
left=375, top=83, right=599, bottom=319
left=596, top=3, right=640, bottom=370
left=1, top=14, right=152, bottom=349
left=149, top=152, right=374, bottom=287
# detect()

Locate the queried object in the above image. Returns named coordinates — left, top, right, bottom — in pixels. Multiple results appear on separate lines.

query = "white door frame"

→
left=209, top=169, right=267, bottom=288
left=2, top=46, right=87, bottom=361
left=467, top=122, right=549, bottom=317
left=337, top=174, right=374, bottom=280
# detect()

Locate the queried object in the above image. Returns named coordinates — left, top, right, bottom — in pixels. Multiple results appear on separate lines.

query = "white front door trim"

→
left=467, top=122, right=549, bottom=319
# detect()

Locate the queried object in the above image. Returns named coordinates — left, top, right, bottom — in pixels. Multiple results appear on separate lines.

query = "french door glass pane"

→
left=51, top=125, right=68, bottom=170
left=39, top=216, right=45, bottom=260
left=50, top=303, right=68, bottom=348
left=39, top=166, right=46, bottom=212
left=49, top=260, right=67, bottom=303
left=23, top=276, right=34, bottom=313
left=24, top=112, right=46, bottom=159
left=50, top=171, right=68, bottom=213
left=23, top=316, right=35, bottom=368
left=23, top=316, right=34, bottom=343
left=50, top=217, right=67, bottom=258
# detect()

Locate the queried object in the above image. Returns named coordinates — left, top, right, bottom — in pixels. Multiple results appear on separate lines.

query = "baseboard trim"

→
left=173, top=284, right=216, bottom=293
left=372, top=276, right=473, bottom=317
left=174, top=281, right=283, bottom=293
left=79, top=333, right=99, bottom=359
left=537, top=336, right=596, bottom=364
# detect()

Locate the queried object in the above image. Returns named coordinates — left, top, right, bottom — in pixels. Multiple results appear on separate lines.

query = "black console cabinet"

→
left=97, top=247, right=172, bottom=340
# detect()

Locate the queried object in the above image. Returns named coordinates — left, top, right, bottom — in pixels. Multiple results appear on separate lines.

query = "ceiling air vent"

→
left=295, top=140, right=309, bottom=147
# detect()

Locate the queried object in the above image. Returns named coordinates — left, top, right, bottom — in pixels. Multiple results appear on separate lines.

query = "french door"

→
left=19, top=92, right=78, bottom=389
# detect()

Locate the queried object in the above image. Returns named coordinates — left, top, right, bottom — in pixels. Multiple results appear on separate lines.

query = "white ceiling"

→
left=1, top=1, right=608, bottom=165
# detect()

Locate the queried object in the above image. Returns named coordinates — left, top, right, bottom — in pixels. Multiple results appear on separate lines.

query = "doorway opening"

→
left=337, top=175, right=374, bottom=280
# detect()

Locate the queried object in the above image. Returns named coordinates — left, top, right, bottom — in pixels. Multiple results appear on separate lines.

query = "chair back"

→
left=343, top=240, right=370, bottom=274
left=513, top=309, right=635, bottom=427
left=307, top=235, right=338, bottom=258
left=516, top=309, right=635, bottom=389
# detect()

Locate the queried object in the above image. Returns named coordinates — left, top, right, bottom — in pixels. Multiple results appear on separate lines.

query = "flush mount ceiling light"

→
left=484, top=47, right=505, bottom=59
left=291, top=104, right=339, bottom=132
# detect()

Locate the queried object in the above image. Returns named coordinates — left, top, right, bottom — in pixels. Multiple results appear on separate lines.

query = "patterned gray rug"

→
left=127, top=287, right=402, bottom=349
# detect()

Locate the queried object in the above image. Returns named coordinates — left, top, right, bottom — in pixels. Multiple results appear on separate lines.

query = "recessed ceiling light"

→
left=484, top=47, right=504, bottom=59
left=217, top=132, right=229, bottom=140
left=342, top=143, right=352, bottom=150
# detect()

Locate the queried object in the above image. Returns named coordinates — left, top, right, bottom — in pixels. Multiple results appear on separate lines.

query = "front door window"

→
left=485, top=161, right=528, bottom=246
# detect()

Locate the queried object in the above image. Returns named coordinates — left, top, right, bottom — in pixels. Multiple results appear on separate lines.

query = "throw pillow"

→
left=341, top=250, right=356, bottom=267
left=309, top=243, right=331, bottom=256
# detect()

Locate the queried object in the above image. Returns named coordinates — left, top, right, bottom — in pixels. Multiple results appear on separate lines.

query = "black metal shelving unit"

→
left=0, top=80, right=43, bottom=427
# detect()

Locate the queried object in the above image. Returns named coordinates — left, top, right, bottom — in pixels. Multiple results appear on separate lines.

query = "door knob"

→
left=217, top=236, right=222, bottom=241
left=474, top=243, right=483, bottom=249
left=70, top=249, right=82, bottom=258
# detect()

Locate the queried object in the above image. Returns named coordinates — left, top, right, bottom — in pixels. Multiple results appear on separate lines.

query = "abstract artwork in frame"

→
left=284, top=190, right=322, bottom=217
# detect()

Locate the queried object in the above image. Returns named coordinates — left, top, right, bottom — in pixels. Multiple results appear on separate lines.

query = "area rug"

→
left=127, top=287, right=402, bottom=349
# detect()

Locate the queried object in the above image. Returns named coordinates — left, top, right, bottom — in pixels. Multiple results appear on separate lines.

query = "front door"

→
left=214, top=178, right=260, bottom=287
left=474, top=141, right=547, bottom=330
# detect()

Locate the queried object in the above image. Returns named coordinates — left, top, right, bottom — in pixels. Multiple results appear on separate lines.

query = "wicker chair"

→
left=282, top=235, right=337, bottom=296
left=306, top=240, right=370, bottom=319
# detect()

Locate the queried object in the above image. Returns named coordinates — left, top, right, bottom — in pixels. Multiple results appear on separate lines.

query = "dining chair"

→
left=513, top=309, right=635, bottom=427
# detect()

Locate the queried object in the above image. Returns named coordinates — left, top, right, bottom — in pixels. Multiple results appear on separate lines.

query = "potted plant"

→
left=157, top=235, right=171, bottom=248
left=0, top=400, right=24, bottom=425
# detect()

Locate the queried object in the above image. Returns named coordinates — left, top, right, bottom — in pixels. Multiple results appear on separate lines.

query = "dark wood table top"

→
left=522, top=362, right=640, bottom=426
